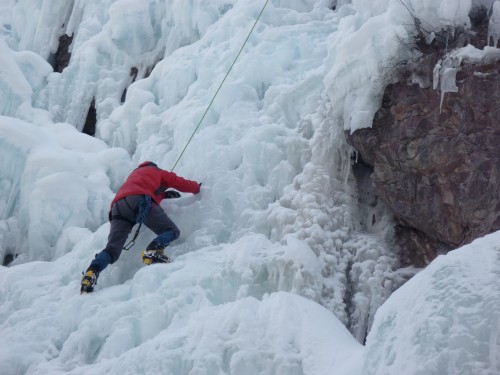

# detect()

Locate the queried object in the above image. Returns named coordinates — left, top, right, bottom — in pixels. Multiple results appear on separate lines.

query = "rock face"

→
left=349, top=59, right=500, bottom=267
left=53, top=34, right=73, bottom=73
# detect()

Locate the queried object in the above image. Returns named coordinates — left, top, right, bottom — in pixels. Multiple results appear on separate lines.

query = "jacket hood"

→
left=138, top=161, right=158, bottom=168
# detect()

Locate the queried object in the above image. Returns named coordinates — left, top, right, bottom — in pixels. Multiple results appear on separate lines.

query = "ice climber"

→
left=80, top=161, right=201, bottom=293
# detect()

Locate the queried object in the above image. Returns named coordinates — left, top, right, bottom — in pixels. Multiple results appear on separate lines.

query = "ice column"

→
left=433, top=55, right=460, bottom=112
left=488, top=1, right=500, bottom=47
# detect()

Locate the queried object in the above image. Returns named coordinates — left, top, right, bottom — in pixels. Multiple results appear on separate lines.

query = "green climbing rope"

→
left=171, top=0, right=270, bottom=172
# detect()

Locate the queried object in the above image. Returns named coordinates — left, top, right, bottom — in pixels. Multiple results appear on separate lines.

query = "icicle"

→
left=434, top=55, right=461, bottom=112
left=488, top=1, right=500, bottom=47
left=426, top=31, right=436, bottom=45
left=433, top=59, right=442, bottom=90
left=439, top=62, right=459, bottom=111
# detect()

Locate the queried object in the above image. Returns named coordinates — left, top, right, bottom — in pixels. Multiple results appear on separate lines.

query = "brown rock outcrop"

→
left=349, top=59, right=500, bottom=267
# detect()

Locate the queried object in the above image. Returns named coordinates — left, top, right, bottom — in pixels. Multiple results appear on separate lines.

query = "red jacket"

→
left=111, top=161, right=200, bottom=206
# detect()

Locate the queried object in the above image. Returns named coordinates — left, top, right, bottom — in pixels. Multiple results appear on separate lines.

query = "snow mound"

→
left=363, top=231, right=500, bottom=375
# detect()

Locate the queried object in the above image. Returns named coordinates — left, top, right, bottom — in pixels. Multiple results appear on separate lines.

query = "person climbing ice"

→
left=80, top=161, right=201, bottom=293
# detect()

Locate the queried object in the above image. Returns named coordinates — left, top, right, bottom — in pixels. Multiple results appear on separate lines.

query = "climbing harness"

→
left=123, top=195, right=151, bottom=251
left=121, top=162, right=157, bottom=250
left=171, top=0, right=270, bottom=172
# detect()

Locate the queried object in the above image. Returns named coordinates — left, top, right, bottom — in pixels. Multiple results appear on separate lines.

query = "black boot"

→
left=80, top=266, right=100, bottom=293
left=141, top=242, right=172, bottom=265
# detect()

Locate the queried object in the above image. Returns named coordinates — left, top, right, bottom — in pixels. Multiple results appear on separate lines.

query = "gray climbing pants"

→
left=103, top=194, right=179, bottom=263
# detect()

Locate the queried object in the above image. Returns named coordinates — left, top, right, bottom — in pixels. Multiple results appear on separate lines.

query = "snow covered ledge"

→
left=434, top=44, right=500, bottom=110
left=434, top=0, right=500, bottom=110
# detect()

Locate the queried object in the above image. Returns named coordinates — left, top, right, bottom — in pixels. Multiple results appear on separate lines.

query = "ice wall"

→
left=7, top=0, right=75, bottom=60
left=1, top=3, right=498, bottom=373
left=0, top=39, right=52, bottom=121
left=6, top=0, right=240, bottom=132
left=0, top=0, right=467, bottom=338
left=0, top=0, right=407, bottom=341
left=0, top=116, right=130, bottom=263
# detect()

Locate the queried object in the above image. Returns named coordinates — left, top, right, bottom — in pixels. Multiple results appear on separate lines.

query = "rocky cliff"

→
left=349, top=18, right=500, bottom=267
